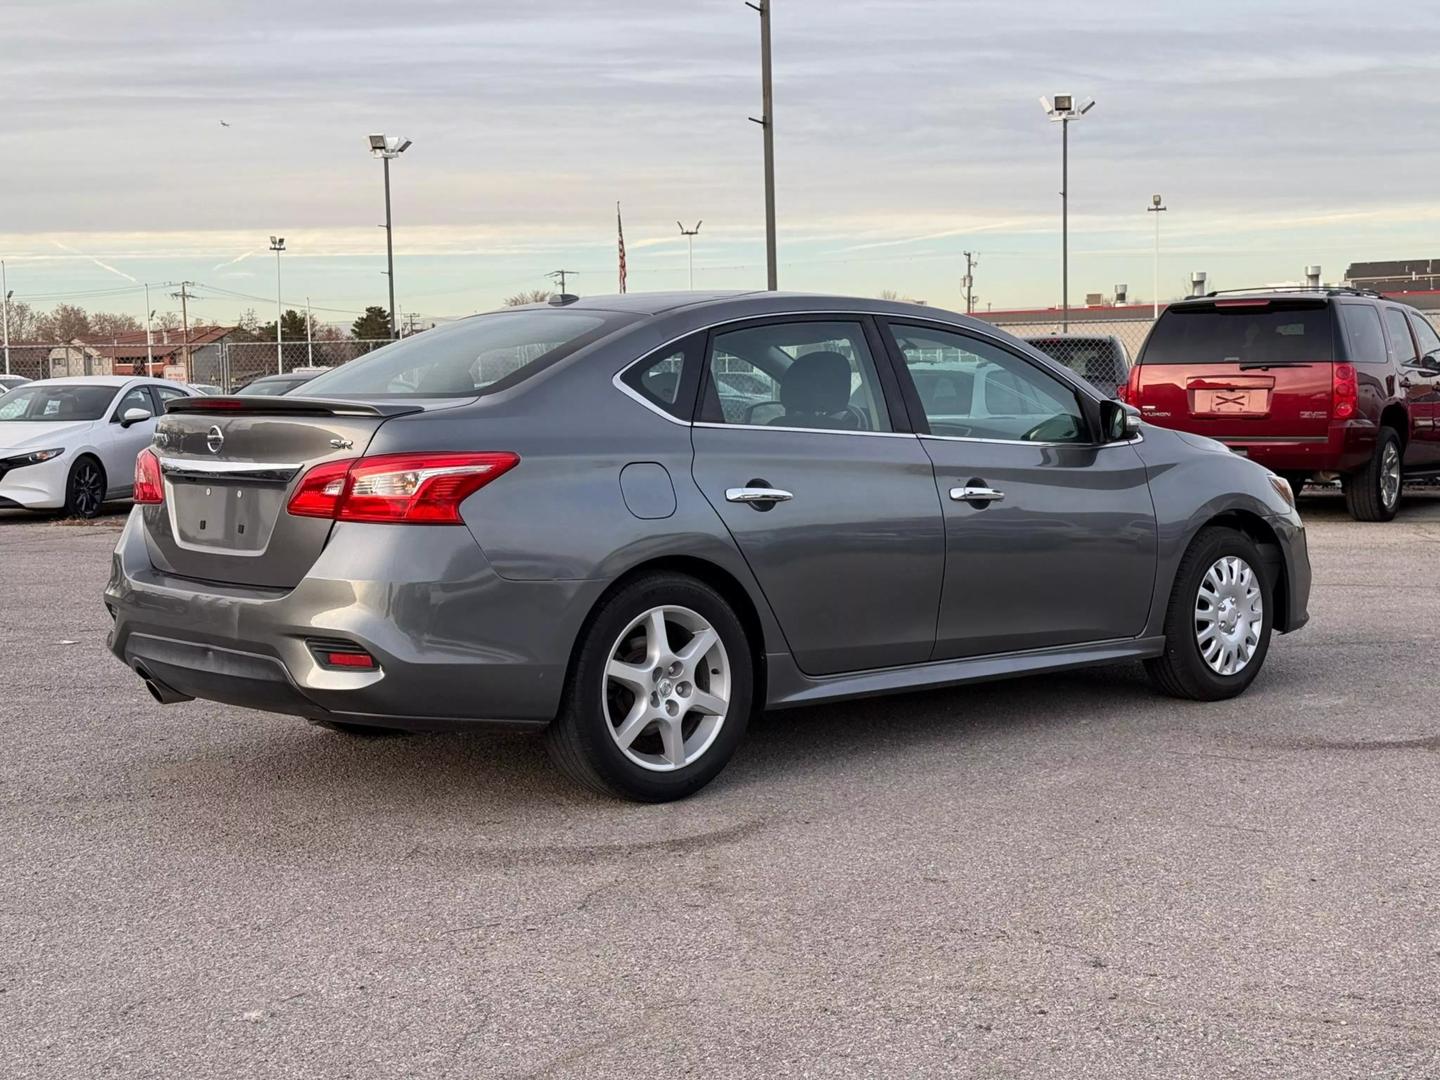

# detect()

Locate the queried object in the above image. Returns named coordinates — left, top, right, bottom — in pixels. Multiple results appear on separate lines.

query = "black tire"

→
left=1145, top=526, right=1273, bottom=702
left=545, top=572, right=753, bottom=802
left=1342, top=426, right=1402, bottom=522
left=64, top=456, right=107, bottom=519
left=307, top=719, right=407, bottom=737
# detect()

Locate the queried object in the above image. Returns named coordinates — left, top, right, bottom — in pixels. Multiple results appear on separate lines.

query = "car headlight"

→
left=1, top=447, right=65, bottom=469
left=1266, top=472, right=1295, bottom=509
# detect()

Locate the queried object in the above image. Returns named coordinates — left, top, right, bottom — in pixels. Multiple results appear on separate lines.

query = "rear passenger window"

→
left=700, top=321, right=892, bottom=432
left=1383, top=308, right=1418, bottom=365
left=1413, top=314, right=1440, bottom=358
left=1338, top=304, right=1387, bottom=364
left=620, top=340, right=697, bottom=420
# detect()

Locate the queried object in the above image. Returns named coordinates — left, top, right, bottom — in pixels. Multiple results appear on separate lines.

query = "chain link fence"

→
left=217, top=340, right=389, bottom=390
left=0, top=339, right=393, bottom=391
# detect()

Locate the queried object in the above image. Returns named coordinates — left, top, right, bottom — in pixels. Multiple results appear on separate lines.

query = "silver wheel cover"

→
left=1194, top=555, right=1264, bottom=676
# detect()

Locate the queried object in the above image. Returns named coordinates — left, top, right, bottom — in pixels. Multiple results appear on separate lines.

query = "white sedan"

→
left=0, top=376, right=199, bottom=517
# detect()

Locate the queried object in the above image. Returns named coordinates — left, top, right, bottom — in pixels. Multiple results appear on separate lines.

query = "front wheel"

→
left=1146, top=526, right=1273, bottom=701
left=546, top=573, right=753, bottom=801
left=64, top=456, right=106, bottom=519
left=1342, top=426, right=1402, bottom=522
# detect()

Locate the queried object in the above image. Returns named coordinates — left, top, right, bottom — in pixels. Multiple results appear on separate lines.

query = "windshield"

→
left=300, top=310, right=620, bottom=398
left=0, top=384, right=116, bottom=421
left=1141, top=301, right=1334, bottom=365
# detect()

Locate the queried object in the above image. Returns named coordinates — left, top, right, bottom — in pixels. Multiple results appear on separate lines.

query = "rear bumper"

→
left=104, top=509, right=605, bottom=730
left=1216, top=420, right=1374, bottom=474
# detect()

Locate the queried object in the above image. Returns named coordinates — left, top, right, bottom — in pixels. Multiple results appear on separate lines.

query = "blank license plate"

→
left=1193, top=388, right=1267, bottom=416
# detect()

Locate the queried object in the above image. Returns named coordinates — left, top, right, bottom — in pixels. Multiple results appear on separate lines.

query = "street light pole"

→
left=1, top=260, right=10, bottom=376
left=747, top=0, right=777, bottom=290
left=678, top=221, right=703, bottom=290
left=1040, top=95, right=1094, bottom=333
left=269, top=236, right=286, bottom=374
left=1148, top=194, right=1167, bottom=320
left=305, top=296, right=314, bottom=366
left=369, top=134, right=412, bottom=341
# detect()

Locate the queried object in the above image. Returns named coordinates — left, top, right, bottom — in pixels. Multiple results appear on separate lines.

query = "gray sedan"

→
left=105, top=292, right=1310, bottom=801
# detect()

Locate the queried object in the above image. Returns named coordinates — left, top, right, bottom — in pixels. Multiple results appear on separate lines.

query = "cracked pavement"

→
left=1, top=493, right=1437, bottom=1078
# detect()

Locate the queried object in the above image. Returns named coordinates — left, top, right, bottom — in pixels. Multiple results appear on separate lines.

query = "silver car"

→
left=106, top=292, right=1310, bottom=800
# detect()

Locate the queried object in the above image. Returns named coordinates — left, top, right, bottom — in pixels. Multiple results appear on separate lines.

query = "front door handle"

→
left=726, top=486, right=794, bottom=505
left=950, top=485, right=1005, bottom=504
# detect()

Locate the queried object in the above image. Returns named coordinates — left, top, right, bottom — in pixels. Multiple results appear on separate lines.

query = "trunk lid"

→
left=1132, top=298, right=1334, bottom=440
left=142, top=397, right=423, bottom=588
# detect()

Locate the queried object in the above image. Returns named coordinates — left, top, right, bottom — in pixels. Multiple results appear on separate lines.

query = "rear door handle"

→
left=726, top=486, right=794, bottom=504
left=950, top=485, right=1004, bottom=503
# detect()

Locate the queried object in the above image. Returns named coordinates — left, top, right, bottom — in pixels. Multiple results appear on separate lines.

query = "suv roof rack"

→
left=1201, top=285, right=1382, bottom=299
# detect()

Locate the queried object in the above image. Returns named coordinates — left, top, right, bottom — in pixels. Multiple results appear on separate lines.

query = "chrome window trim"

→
left=921, top=432, right=1144, bottom=449
left=608, top=306, right=1124, bottom=437
left=694, top=421, right=915, bottom=439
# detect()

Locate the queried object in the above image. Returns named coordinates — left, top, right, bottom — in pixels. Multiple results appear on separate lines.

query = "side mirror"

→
left=1421, top=351, right=1440, bottom=374
left=119, top=407, right=153, bottom=428
left=1099, top=399, right=1141, bottom=442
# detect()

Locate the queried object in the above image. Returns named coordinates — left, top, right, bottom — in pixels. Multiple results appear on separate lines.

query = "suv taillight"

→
left=1332, top=363, right=1357, bottom=420
left=1118, top=365, right=1142, bottom=404
left=134, top=448, right=164, bottom=505
left=286, top=452, right=519, bottom=524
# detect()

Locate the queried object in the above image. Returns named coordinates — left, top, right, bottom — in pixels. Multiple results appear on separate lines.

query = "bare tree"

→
left=503, top=289, right=552, bottom=307
left=89, top=312, right=142, bottom=339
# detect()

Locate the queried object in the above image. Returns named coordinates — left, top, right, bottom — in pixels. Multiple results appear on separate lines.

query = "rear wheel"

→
left=64, top=456, right=106, bottom=519
left=1146, top=526, right=1272, bottom=701
left=1343, top=426, right=1402, bottom=522
left=546, top=572, right=753, bottom=801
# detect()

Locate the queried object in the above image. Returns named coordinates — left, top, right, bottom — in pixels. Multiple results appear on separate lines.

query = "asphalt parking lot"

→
left=2, top=494, right=1438, bottom=1079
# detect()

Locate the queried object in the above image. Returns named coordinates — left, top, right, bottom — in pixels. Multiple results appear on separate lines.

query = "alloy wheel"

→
left=602, top=604, right=731, bottom=772
left=71, top=461, right=104, bottom=517
left=1380, top=441, right=1401, bottom=510
left=1194, top=555, right=1263, bottom=676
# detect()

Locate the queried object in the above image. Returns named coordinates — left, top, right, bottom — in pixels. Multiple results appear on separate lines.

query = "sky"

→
left=3, top=0, right=1439, bottom=330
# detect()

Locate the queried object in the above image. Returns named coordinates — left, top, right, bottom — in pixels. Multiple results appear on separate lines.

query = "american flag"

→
left=616, top=202, right=627, bottom=294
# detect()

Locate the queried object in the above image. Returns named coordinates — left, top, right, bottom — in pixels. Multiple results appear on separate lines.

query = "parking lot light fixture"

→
left=1148, top=194, right=1167, bottom=319
left=369, top=133, right=412, bottom=340
left=269, top=236, right=286, bottom=374
left=1039, top=94, right=1095, bottom=332
left=678, top=221, right=703, bottom=290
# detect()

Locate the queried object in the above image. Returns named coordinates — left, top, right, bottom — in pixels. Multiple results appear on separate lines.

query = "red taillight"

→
left=286, top=459, right=352, bottom=518
left=134, top=448, right=164, bottom=504
left=286, top=452, right=519, bottom=525
left=1332, top=363, right=1357, bottom=420
left=1118, top=365, right=1143, bottom=404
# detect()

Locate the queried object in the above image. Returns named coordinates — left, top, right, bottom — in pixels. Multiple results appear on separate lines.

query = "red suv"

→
left=1124, top=288, right=1440, bottom=521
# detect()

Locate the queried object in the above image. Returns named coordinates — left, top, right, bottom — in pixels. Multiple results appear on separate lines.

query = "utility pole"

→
left=678, top=221, right=703, bottom=290
left=305, top=296, right=314, bottom=366
left=746, top=0, right=777, bottom=290
left=962, top=251, right=978, bottom=314
left=1148, top=194, right=1167, bottom=320
left=172, top=282, right=196, bottom=382
left=1, top=260, right=10, bottom=376
left=548, top=269, right=579, bottom=294
left=143, top=283, right=154, bottom=372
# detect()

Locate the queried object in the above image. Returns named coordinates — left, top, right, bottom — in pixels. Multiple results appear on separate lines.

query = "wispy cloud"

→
left=50, top=240, right=139, bottom=283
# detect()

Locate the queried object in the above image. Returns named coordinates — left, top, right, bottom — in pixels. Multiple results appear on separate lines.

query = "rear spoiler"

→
left=164, top=395, right=424, bottom=418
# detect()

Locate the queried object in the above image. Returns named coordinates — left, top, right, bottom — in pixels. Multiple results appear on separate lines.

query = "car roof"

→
left=23, top=375, right=170, bottom=387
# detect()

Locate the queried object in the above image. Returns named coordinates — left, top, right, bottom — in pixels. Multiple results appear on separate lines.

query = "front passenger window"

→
left=888, top=325, right=1087, bottom=443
